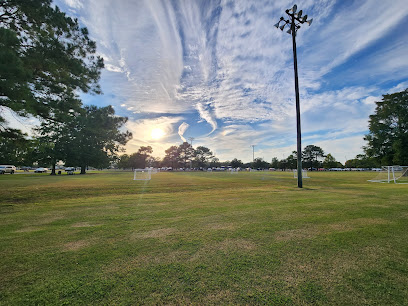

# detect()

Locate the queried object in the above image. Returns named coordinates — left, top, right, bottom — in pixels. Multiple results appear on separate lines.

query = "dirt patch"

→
left=63, top=240, right=90, bottom=251
left=133, top=228, right=176, bottom=239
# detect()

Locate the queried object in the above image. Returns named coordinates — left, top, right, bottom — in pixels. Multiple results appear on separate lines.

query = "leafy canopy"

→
left=0, top=0, right=104, bottom=134
left=364, top=89, right=408, bottom=165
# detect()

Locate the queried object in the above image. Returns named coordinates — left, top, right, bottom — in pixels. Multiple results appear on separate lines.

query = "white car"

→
left=34, top=168, right=48, bottom=173
left=0, top=165, right=16, bottom=174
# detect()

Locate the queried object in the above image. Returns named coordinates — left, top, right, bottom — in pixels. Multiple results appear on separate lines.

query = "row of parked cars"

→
left=0, top=165, right=76, bottom=174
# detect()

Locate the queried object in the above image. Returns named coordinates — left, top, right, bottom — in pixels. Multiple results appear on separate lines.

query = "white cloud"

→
left=64, top=0, right=83, bottom=9
left=178, top=122, right=189, bottom=142
left=196, top=103, right=217, bottom=134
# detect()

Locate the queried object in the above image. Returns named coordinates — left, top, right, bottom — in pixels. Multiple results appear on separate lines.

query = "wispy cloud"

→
left=178, top=122, right=189, bottom=142
left=196, top=103, right=217, bottom=134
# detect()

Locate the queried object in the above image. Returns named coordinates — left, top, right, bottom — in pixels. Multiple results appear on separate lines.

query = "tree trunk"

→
left=80, top=165, right=86, bottom=174
left=50, top=163, right=56, bottom=175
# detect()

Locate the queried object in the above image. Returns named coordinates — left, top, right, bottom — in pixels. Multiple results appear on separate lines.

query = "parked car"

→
left=34, top=168, right=48, bottom=173
left=0, top=165, right=16, bottom=174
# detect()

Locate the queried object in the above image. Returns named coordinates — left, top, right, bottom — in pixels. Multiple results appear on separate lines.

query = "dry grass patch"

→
left=63, top=239, right=91, bottom=251
left=205, top=223, right=236, bottom=230
left=14, top=227, right=42, bottom=233
left=71, top=222, right=100, bottom=228
left=275, top=227, right=320, bottom=242
left=133, top=228, right=177, bottom=239
left=275, top=218, right=391, bottom=242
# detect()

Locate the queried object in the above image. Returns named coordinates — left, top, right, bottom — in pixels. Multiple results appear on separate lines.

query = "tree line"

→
left=114, top=143, right=343, bottom=171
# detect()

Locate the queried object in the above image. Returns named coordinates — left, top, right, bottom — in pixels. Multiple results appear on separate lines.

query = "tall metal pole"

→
left=291, top=17, right=303, bottom=188
left=275, top=5, right=312, bottom=188
left=251, top=145, right=255, bottom=162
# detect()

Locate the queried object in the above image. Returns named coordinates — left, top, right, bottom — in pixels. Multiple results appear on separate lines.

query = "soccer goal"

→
left=368, top=166, right=408, bottom=184
left=133, top=168, right=152, bottom=181
left=294, top=169, right=310, bottom=178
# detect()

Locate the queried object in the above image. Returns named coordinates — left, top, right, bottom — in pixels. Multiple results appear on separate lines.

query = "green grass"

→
left=1, top=171, right=408, bottom=305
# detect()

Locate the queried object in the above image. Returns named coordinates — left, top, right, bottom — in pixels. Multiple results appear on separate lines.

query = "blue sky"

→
left=48, top=0, right=408, bottom=163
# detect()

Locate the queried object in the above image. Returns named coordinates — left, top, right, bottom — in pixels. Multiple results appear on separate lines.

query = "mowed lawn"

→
left=1, top=171, right=407, bottom=305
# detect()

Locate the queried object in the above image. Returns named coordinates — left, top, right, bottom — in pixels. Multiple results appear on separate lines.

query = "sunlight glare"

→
left=151, top=128, right=165, bottom=140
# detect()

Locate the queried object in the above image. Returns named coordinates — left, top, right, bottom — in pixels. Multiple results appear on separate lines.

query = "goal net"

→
left=293, top=169, right=310, bottom=178
left=133, top=169, right=152, bottom=181
left=368, top=166, right=408, bottom=184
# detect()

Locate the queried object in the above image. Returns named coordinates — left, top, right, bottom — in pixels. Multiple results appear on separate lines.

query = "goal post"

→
left=294, top=169, right=310, bottom=178
left=368, top=166, right=408, bottom=184
left=133, top=168, right=152, bottom=181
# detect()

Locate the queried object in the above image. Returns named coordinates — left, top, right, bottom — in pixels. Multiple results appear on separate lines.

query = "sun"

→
left=151, top=128, right=165, bottom=140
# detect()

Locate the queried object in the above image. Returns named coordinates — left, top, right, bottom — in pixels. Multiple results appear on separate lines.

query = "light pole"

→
left=274, top=4, right=312, bottom=188
left=251, top=145, right=255, bottom=162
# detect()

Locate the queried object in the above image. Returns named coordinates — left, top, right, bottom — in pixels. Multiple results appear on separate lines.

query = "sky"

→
left=15, top=0, right=408, bottom=164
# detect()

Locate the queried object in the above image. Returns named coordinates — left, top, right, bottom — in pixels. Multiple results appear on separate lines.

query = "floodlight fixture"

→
left=274, top=22, right=280, bottom=28
left=274, top=4, right=313, bottom=188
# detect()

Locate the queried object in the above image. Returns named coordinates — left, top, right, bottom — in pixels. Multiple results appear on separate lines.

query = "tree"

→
left=193, top=146, right=213, bottom=168
left=117, top=154, right=130, bottom=169
left=178, top=142, right=194, bottom=168
left=252, top=157, right=270, bottom=169
left=286, top=154, right=297, bottom=169
left=0, top=0, right=104, bottom=135
left=303, top=145, right=325, bottom=170
left=230, top=158, right=244, bottom=168
left=323, top=154, right=338, bottom=169
left=0, top=129, right=32, bottom=165
left=65, top=105, right=131, bottom=174
left=364, top=89, right=408, bottom=165
left=271, top=157, right=279, bottom=169
left=209, top=157, right=220, bottom=168
left=163, top=146, right=180, bottom=168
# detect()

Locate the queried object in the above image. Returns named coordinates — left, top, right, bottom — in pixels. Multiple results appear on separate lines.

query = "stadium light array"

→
left=274, top=4, right=313, bottom=188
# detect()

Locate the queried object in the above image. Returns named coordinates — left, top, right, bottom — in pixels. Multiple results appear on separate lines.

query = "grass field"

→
left=1, top=171, right=407, bottom=305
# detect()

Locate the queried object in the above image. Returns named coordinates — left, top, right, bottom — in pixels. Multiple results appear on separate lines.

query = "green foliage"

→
left=364, top=89, right=408, bottom=165
left=163, top=145, right=180, bottom=168
left=230, top=158, right=244, bottom=168
left=0, top=129, right=33, bottom=165
left=178, top=142, right=194, bottom=168
left=64, top=105, right=132, bottom=173
left=303, top=145, right=325, bottom=169
left=0, top=0, right=103, bottom=134
left=323, top=153, right=339, bottom=169
left=193, top=146, right=213, bottom=168
left=252, top=157, right=270, bottom=169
